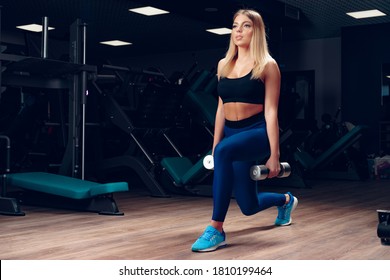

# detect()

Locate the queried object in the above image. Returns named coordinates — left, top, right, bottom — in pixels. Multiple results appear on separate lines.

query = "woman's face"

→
left=232, top=14, right=254, bottom=48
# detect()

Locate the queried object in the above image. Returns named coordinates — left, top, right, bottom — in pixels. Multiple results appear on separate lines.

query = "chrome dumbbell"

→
left=203, top=155, right=214, bottom=170
left=250, top=162, right=291, bottom=180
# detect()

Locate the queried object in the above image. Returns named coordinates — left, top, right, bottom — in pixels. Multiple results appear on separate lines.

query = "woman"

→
left=191, top=9, right=298, bottom=252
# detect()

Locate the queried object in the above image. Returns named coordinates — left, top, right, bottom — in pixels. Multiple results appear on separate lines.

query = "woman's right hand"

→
left=265, top=157, right=280, bottom=178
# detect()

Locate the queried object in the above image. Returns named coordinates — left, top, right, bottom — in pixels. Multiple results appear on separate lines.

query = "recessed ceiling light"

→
left=387, top=75, right=390, bottom=79
left=347, top=9, right=386, bottom=19
left=16, top=24, right=55, bottom=32
left=100, top=40, right=132, bottom=46
left=129, top=6, right=169, bottom=16
left=206, top=28, right=231, bottom=35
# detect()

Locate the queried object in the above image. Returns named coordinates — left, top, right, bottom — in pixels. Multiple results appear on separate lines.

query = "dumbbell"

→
left=203, top=155, right=214, bottom=170
left=250, top=162, right=291, bottom=180
left=204, top=155, right=291, bottom=181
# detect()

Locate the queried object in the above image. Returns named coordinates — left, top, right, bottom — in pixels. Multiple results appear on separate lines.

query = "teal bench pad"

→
left=7, top=172, right=128, bottom=200
left=161, top=151, right=212, bottom=186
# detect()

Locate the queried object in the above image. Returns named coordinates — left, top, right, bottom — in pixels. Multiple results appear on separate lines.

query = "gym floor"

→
left=1, top=178, right=389, bottom=260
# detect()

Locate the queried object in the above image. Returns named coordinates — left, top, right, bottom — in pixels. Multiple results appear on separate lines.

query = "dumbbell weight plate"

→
left=203, top=155, right=214, bottom=170
left=279, top=162, right=292, bottom=178
left=250, top=165, right=269, bottom=180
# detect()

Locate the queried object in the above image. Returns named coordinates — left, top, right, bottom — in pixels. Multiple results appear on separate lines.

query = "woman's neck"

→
left=236, top=48, right=253, bottom=65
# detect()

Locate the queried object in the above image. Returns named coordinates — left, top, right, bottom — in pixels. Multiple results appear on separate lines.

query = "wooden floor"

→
left=1, top=178, right=390, bottom=260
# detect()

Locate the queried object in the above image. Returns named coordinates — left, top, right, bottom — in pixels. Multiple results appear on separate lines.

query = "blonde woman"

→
left=191, top=9, right=298, bottom=252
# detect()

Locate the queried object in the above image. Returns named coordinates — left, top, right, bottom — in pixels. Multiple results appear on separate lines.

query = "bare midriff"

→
left=223, top=102, right=264, bottom=121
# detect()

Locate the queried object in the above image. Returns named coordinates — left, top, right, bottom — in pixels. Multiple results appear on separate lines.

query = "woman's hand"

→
left=265, top=157, right=280, bottom=178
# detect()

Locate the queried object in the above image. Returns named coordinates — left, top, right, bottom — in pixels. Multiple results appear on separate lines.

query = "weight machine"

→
left=0, top=11, right=127, bottom=215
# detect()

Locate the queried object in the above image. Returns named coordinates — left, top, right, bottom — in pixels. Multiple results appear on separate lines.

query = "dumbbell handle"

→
left=250, top=162, right=291, bottom=180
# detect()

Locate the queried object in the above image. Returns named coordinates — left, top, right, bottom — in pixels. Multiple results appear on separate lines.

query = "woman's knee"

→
left=236, top=191, right=260, bottom=216
left=214, top=142, right=231, bottom=161
left=239, top=206, right=258, bottom=216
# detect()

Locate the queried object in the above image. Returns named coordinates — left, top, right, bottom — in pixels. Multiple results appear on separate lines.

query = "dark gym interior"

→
left=1, top=0, right=390, bottom=260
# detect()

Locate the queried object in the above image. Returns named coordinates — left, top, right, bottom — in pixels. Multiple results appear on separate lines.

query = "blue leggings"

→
left=212, top=114, right=286, bottom=222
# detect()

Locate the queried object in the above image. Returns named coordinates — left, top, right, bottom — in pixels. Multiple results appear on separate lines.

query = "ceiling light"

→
left=206, top=28, right=231, bottom=35
left=16, top=24, right=55, bottom=32
left=387, top=76, right=390, bottom=79
left=347, top=9, right=386, bottom=19
left=100, top=40, right=132, bottom=46
left=129, top=6, right=169, bottom=16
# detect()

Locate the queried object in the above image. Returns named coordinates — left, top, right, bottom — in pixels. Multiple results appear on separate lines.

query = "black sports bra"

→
left=218, top=71, right=265, bottom=104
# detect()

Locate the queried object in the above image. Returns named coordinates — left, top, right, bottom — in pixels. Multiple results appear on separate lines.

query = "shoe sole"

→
left=192, top=241, right=227, bottom=252
left=275, top=196, right=298, bottom=226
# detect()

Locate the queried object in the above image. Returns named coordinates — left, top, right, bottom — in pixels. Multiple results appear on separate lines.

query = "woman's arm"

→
left=212, top=59, right=226, bottom=155
left=212, top=97, right=225, bottom=155
left=263, top=59, right=281, bottom=178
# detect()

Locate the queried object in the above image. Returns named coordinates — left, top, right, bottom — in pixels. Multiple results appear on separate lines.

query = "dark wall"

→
left=341, top=22, right=390, bottom=154
left=279, top=37, right=341, bottom=124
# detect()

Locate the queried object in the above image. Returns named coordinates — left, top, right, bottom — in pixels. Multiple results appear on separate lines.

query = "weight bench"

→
left=294, top=125, right=368, bottom=180
left=158, top=72, right=217, bottom=196
left=5, top=172, right=128, bottom=215
left=1, top=135, right=128, bottom=216
left=160, top=150, right=213, bottom=195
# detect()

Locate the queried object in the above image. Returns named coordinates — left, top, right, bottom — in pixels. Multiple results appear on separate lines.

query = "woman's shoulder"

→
left=264, top=56, right=278, bottom=67
left=217, top=58, right=228, bottom=79
left=263, top=57, right=280, bottom=74
left=217, top=58, right=228, bottom=70
left=260, top=57, right=280, bottom=83
left=254, top=56, right=279, bottom=80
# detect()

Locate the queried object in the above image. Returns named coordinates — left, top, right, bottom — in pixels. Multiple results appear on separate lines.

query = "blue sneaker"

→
left=191, top=225, right=227, bottom=252
left=275, top=192, right=298, bottom=226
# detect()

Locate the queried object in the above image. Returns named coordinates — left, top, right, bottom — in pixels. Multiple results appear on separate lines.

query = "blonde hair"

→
left=220, top=9, right=272, bottom=80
